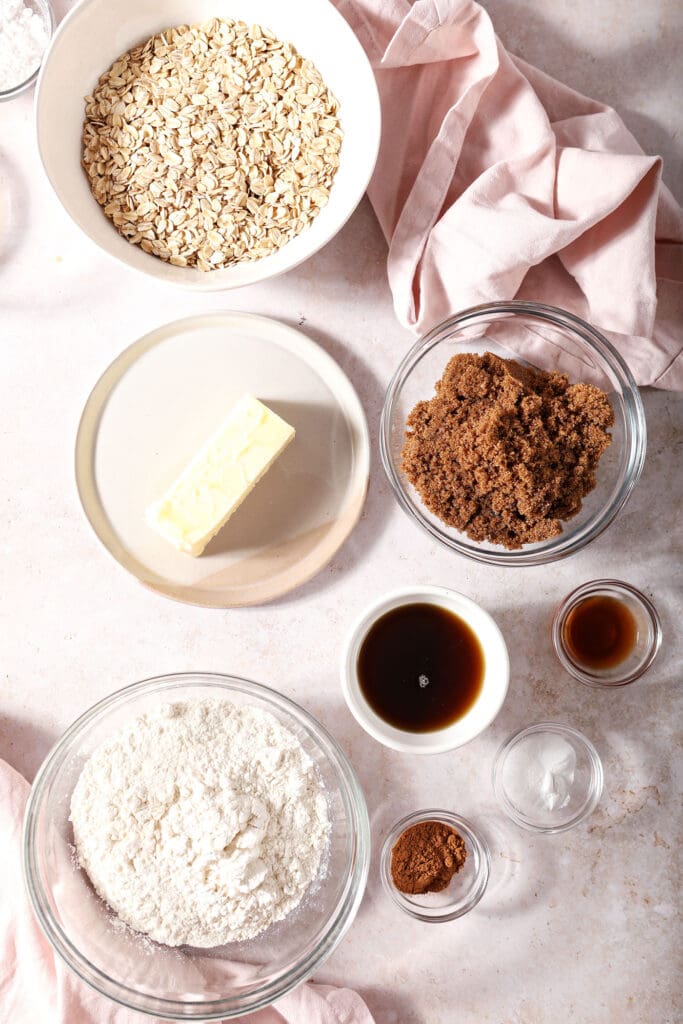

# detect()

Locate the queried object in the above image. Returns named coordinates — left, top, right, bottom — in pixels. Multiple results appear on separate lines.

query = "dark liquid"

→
left=564, top=595, right=637, bottom=669
left=357, top=603, right=484, bottom=732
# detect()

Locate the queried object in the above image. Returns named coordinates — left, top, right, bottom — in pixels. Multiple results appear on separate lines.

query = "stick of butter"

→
left=146, top=394, right=295, bottom=556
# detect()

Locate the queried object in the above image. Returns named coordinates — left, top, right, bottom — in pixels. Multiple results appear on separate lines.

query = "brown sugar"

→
left=390, top=820, right=467, bottom=894
left=401, top=353, right=614, bottom=550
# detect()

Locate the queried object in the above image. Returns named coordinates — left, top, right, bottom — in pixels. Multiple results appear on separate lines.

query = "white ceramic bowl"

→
left=341, top=586, right=510, bottom=754
left=35, top=0, right=380, bottom=290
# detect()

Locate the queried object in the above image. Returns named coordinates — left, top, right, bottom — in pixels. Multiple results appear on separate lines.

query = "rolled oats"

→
left=82, top=18, right=343, bottom=271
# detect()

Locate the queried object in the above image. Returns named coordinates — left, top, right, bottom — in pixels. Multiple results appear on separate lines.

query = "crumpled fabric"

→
left=0, top=759, right=374, bottom=1024
left=335, top=0, right=683, bottom=388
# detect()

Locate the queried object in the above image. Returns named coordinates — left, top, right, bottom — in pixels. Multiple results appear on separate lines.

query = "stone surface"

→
left=0, top=2, right=681, bottom=1023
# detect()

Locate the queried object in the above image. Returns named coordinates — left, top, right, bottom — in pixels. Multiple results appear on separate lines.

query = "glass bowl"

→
left=380, top=810, right=490, bottom=921
left=23, top=673, right=370, bottom=1019
left=380, top=301, right=646, bottom=566
left=552, top=579, right=662, bottom=687
left=0, top=0, right=54, bottom=101
left=492, top=723, right=603, bottom=833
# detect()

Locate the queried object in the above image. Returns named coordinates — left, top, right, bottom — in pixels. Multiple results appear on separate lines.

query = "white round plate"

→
left=75, top=313, right=369, bottom=606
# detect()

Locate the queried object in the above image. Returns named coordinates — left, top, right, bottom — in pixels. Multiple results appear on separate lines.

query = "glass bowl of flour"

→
left=23, top=673, right=370, bottom=1018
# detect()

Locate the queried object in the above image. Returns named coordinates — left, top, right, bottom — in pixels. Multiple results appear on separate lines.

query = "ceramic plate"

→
left=76, top=313, right=369, bottom=606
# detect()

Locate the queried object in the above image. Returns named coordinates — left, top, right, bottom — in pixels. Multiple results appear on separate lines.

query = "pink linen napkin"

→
left=335, top=0, right=683, bottom=389
left=0, top=759, right=374, bottom=1024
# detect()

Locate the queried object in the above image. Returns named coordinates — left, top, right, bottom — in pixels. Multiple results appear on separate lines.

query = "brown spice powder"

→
left=390, top=821, right=467, bottom=895
left=401, top=353, right=614, bottom=550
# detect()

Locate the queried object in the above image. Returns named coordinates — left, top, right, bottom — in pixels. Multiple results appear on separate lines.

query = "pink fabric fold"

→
left=335, top=0, right=683, bottom=388
left=0, top=759, right=374, bottom=1024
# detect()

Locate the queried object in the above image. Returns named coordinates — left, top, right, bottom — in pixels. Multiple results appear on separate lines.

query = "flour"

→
left=0, top=0, right=50, bottom=92
left=70, top=699, right=330, bottom=947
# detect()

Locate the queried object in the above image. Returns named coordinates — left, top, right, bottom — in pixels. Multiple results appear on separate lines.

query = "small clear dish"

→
left=0, top=0, right=54, bottom=102
left=380, top=810, right=490, bottom=921
left=552, top=579, right=662, bottom=687
left=493, top=723, right=603, bottom=834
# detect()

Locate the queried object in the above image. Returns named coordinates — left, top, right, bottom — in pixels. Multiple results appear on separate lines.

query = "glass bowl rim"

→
left=0, top=0, right=54, bottom=101
left=379, top=299, right=647, bottom=567
left=492, top=722, right=604, bottom=834
left=552, top=579, right=662, bottom=687
left=22, top=672, right=371, bottom=1019
left=379, top=808, right=490, bottom=921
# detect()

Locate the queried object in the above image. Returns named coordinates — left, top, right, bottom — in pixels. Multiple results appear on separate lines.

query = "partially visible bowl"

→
left=23, top=673, right=370, bottom=1019
left=380, top=301, right=646, bottom=567
left=0, top=0, right=53, bottom=101
left=35, top=0, right=380, bottom=290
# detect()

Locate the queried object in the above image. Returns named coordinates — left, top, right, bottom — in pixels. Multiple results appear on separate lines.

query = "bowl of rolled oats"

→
left=35, top=0, right=380, bottom=289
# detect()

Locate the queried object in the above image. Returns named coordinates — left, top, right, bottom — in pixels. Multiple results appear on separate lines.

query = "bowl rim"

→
left=33, top=0, right=381, bottom=291
left=551, top=578, right=663, bottom=687
left=0, top=0, right=54, bottom=102
left=379, top=809, right=491, bottom=921
left=22, top=672, right=371, bottom=1019
left=340, top=585, right=510, bottom=754
left=379, top=299, right=647, bottom=567
left=492, top=721, right=604, bottom=834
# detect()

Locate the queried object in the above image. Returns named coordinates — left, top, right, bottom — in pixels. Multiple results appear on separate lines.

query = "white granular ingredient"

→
left=503, top=733, right=577, bottom=814
left=0, top=0, right=49, bottom=92
left=70, top=699, right=330, bottom=947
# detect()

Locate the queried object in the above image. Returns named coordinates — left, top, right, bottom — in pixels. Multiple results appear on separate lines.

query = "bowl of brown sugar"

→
left=380, top=810, right=490, bottom=921
left=380, top=301, right=646, bottom=566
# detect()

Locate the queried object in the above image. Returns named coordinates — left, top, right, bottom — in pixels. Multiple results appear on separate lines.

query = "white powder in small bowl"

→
left=70, top=699, right=330, bottom=947
left=502, top=733, right=577, bottom=815
left=0, top=0, right=50, bottom=93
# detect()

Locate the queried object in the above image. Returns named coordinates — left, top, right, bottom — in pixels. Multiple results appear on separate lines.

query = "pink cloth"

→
left=0, top=759, right=374, bottom=1024
left=336, top=0, right=683, bottom=388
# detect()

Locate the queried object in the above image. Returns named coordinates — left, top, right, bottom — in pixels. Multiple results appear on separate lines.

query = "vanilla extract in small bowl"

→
left=553, top=580, right=662, bottom=687
left=357, top=603, right=484, bottom=732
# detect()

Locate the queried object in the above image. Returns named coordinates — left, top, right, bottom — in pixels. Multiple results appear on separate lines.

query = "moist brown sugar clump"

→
left=390, top=821, right=467, bottom=895
left=401, top=353, right=614, bottom=550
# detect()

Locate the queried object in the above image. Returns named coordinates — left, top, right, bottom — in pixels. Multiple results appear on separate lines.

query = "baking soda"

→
left=503, top=733, right=577, bottom=814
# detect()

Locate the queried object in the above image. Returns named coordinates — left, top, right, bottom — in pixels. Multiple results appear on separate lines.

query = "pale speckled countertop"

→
left=1, top=2, right=681, bottom=1023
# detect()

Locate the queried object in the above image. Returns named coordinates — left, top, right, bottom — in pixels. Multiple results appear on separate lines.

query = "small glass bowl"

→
left=0, top=0, right=54, bottom=101
left=552, top=580, right=662, bottom=687
left=380, top=810, right=490, bottom=921
left=493, top=723, right=603, bottom=834
left=380, top=301, right=646, bottom=567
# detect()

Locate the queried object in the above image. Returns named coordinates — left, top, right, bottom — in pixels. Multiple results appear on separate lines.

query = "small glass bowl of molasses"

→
left=380, top=810, right=490, bottom=922
left=553, top=580, right=662, bottom=687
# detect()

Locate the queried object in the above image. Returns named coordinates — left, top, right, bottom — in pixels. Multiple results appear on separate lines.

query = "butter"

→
left=146, top=394, right=295, bottom=556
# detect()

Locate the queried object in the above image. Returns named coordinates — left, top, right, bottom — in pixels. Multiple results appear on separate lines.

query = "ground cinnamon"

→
left=390, top=821, right=467, bottom=894
left=401, top=352, right=614, bottom=550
